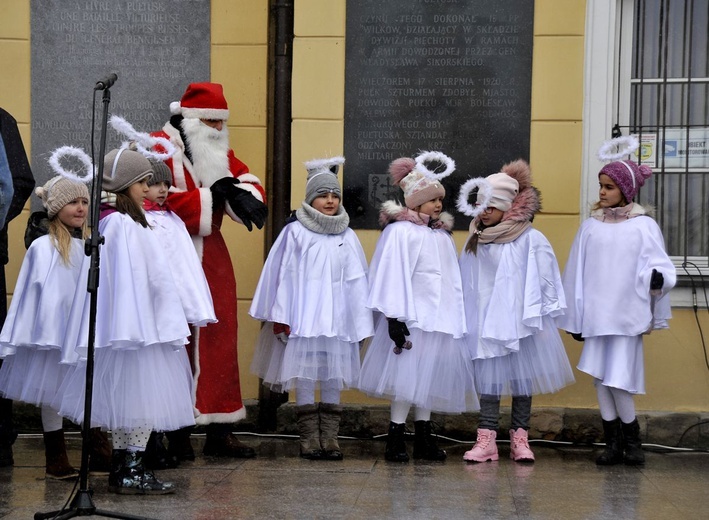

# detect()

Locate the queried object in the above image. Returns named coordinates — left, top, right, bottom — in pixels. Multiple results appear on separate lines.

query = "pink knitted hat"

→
left=389, top=157, right=446, bottom=209
left=484, top=172, right=519, bottom=212
left=599, top=160, right=652, bottom=202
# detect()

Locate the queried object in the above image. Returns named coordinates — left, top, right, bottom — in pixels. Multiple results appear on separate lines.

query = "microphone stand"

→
left=35, top=85, right=153, bottom=520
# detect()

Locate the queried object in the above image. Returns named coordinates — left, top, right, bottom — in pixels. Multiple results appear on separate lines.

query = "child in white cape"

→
left=457, top=160, right=574, bottom=464
left=250, top=157, right=373, bottom=460
left=558, top=137, right=675, bottom=466
left=358, top=151, right=479, bottom=463
left=0, top=175, right=91, bottom=479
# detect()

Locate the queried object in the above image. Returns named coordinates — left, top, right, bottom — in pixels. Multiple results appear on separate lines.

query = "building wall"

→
left=1, top=0, right=707, bottom=412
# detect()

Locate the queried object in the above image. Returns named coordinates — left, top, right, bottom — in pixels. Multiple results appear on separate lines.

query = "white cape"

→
left=558, top=216, right=676, bottom=337
left=145, top=208, right=216, bottom=327
left=250, top=221, right=374, bottom=341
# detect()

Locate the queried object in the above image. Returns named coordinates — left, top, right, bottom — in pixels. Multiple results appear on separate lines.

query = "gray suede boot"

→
left=319, top=403, right=343, bottom=461
left=296, top=404, right=323, bottom=460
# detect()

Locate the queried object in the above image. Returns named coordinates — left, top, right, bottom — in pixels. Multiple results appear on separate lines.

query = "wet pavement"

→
left=1, top=432, right=707, bottom=519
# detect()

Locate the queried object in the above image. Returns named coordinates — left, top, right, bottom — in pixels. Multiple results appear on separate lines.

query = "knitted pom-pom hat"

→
left=147, top=159, right=172, bottom=187
left=36, top=176, right=90, bottom=218
left=599, top=160, right=652, bottom=202
left=389, top=157, right=446, bottom=209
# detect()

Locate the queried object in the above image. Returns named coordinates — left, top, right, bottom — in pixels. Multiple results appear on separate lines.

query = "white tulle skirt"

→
left=472, top=316, right=575, bottom=396
left=0, top=349, right=69, bottom=408
left=577, top=335, right=645, bottom=394
left=358, top=323, right=479, bottom=413
left=54, top=345, right=195, bottom=431
left=251, top=323, right=361, bottom=392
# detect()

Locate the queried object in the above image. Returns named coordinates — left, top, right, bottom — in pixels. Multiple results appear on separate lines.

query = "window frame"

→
left=582, top=0, right=705, bottom=307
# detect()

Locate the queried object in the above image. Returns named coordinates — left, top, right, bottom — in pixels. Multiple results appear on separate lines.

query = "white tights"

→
left=594, top=378, right=636, bottom=423
left=390, top=400, right=431, bottom=424
left=40, top=405, right=63, bottom=433
left=295, top=379, right=341, bottom=406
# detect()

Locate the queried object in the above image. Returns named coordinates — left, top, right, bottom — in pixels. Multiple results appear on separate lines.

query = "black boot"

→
left=108, top=449, right=127, bottom=489
left=0, top=396, right=17, bottom=467
left=385, top=422, right=409, bottom=463
left=203, top=423, right=256, bottom=458
left=596, top=418, right=624, bottom=466
left=165, top=426, right=195, bottom=462
left=108, top=450, right=175, bottom=495
left=412, top=420, right=446, bottom=461
left=621, top=419, right=645, bottom=466
left=144, top=431, right=179, bottom=470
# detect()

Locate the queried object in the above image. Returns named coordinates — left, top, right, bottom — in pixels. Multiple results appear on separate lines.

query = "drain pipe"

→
left=258, top=0, right=294, bottom=431
left=267, top=0, right=294, bottom=248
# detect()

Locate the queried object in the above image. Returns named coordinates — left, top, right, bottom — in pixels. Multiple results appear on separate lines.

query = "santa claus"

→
left=152, top=82, right=267, bottom=459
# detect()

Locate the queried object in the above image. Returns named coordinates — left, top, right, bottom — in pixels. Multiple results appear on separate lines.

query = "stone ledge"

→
left=11, top=400, right=709, bottom=449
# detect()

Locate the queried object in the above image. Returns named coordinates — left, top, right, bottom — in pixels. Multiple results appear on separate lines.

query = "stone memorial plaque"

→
left=30, top=0, right=210, bottom=207
left=343, top=0, right=534, bottom=229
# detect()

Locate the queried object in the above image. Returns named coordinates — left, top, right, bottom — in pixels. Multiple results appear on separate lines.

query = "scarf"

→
left=378, top=201, right=454, bottom=231
left=591, top=202, right=647, bottom=223
left=466, top=218, right=531, bottom=254
left=295, top=201, right=350, bottom=235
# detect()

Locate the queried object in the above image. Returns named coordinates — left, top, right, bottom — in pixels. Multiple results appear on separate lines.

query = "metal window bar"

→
left=618, top=0, right=709, bottom=271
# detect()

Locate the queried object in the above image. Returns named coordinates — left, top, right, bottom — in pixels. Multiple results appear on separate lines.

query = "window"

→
left=583, top=0, right=709, bottom=305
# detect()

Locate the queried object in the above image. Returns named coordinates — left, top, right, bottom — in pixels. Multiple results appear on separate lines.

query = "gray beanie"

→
left=103, top=148, right=153, bottom=193
left=304, top=156, right=344, bottom=205
left=147, top=160, right=172, bottom=187
left=35, top=176, right=90, bottom=218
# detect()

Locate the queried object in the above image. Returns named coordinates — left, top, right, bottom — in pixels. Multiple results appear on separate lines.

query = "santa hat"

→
left=170, top=82, right=230, bottom=121
left=304, top=156, right=344, bottom=204
left=36, top=176, right=90, bottom=218
left=390, top=151, right=454, bottom=209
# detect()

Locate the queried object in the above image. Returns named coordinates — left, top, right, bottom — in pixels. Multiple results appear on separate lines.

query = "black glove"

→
left=227, top=188, right=268, bottom=231
left=570, top=332, right=584, bottom=342
left=650, top=269, right=664, bottom=291
left=387, top=318, right=412, bottom=354
left=209, top=177, right=268, bottom=231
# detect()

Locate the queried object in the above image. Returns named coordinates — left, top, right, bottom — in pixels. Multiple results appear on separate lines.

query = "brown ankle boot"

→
left=87, top=427, right=112, bottom=474
left=43, top=429, right=78, bottom=480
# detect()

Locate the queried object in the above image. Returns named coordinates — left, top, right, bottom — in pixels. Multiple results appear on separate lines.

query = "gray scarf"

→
left=295, top=201, right=350, bottom=235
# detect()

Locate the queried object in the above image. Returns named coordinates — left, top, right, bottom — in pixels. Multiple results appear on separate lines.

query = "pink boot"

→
left=463, top=429, right=499, bottom=462
left=509, top=428, right=535, bottom=463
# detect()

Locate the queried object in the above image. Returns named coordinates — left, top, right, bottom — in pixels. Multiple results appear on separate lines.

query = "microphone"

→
left=94, top=73, right=118, bottom=90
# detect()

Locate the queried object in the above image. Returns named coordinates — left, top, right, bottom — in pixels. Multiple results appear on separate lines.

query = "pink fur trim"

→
left=501, top=159, right=532, bottom=191
left=388, top=157, right=416, bottom=185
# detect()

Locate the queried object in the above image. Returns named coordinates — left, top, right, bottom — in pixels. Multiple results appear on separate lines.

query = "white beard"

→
left=181, top=118, right=231, bottom=188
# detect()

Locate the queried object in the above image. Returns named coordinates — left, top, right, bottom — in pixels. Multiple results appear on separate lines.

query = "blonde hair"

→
left=49, top=217, right=89, bottom=265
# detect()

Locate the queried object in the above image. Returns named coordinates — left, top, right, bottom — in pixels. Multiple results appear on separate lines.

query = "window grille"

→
left=615, top=0, right=709, bottom=272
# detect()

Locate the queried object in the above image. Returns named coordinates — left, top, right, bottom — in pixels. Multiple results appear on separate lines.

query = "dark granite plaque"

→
left=30, top=0, right=210, bottom=208
left=344, top=0, right=534, bottom=229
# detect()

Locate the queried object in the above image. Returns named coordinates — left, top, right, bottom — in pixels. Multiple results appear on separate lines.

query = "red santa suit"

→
left=152, top=84, right=266, bottom=426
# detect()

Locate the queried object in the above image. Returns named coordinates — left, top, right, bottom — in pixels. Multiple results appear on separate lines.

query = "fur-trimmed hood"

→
left=379, top=200, right=454, bottom=231
left=499, top=159, right=541, bottom=223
